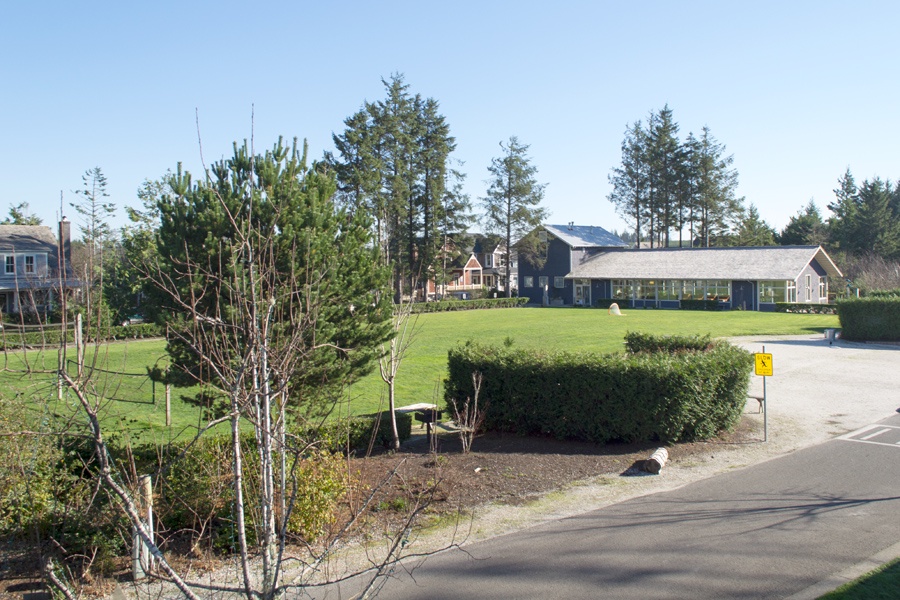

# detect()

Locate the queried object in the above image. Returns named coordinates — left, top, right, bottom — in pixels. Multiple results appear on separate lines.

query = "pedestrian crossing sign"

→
left=755, top=353, right=773, bottom=376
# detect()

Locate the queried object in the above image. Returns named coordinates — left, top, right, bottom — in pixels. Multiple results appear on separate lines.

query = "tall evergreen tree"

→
left=779, top=200, right=828, bottom=246
left=853, top=178, right=900, bottom=258
left=481, top=136, right=548, bottom=296
left=646, top=106, right=681, bottom=247
left=71, top=167, right=117, bottom=323
left=736, top=203, right=777, bottom=246
left=607, top=121, right=648, bottom=246
left=2, top=202, right=43, bottom=225
left=330, top=75, right=464, bottom=298
left=692, top=127, right=741, bottom=247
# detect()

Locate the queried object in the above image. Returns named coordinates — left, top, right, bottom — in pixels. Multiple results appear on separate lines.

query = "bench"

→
left=748, top=395, right=765, bottom=413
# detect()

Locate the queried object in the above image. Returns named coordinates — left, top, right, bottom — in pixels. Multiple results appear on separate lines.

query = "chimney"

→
left=58, top=217, right=71, bottom=278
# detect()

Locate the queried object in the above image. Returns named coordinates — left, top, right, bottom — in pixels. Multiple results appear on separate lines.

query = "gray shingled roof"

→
left=567, top=246, right=843, bottom=280
left=544, top=224, right=629, bottom=248
left=0, top=225, right=57, bottom=253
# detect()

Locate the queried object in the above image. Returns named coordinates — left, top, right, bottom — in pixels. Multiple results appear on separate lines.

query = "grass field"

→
left=8, top=307, right=839, bottom=443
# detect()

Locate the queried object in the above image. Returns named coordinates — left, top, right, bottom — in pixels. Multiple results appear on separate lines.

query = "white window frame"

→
left=554, top=276, right=565, bottom=289
left=4, top=256, right=14, bottom=274
left=25, top=255, right=35, bottom=274
left=538, top=276, right=548, bottom=289
left=819, top=277, right=827, bottom=301
left=524, top=276, right=534, bottom=288
left=805, top=274, right=812, bottom=302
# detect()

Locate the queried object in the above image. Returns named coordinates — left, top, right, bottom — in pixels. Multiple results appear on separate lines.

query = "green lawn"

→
left=8, top=307, right=838, bottom=443
left=346, top=307, right=838, bottom=414
left=819, top=557, right=900, bottom=599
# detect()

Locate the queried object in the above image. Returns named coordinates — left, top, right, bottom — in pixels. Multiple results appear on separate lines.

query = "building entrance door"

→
left=574, top=279, right=591, bottom=307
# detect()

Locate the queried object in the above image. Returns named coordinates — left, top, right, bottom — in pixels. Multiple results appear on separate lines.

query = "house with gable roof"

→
left=0, top=218, right=76, bottom=317
left=517, top=223, right=629, bottom=306
left=517, top=224, right=843, bottom=310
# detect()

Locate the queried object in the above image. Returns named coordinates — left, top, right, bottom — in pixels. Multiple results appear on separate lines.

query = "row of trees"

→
left=327, top=74, right=548, bottom=298
left=607, top=107, right=900, bottom=270
left=607, top=105, right=741, bottom=248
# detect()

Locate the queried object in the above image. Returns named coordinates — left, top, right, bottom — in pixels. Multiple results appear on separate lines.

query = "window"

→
left=524, top=276, right=534, bottom=288
left=472, top=274, right=481, bottom=285
left=4, top=256, right=13, bottom=274
left=819, top=277, right=827, bottom=300
left=25, top=255, right=34, bottom=274
left=538, top=276, right=548, bottom=289
left=759, top=280, right=796, bottom=303
left=554, top=276, right=565, bottom=288
left=484, top=254, right=493, bottom=268
left=611, top=280, right=628, bottom=300
left=658, top=280, right=679, bottom=301
left=805, top=274, right=812, bottom=302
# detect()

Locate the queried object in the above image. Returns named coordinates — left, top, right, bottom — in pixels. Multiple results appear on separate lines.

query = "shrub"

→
left=837, top=296, right=900, bottom=341
left=680, top=299, right=721, bottom=311
left=285, top=450, right=351, bottom=542
left=410, top=297, right=527, bottom=313
left=773, top=302, right=837, bottom=315
left=445, top=336, right=753, bottom=444
left=624, top=331, right=715, bottom=353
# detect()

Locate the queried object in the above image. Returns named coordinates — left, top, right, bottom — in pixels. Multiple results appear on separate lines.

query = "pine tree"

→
left=779, top=200, right=828, bottom=246
left=2, top=202, right=43, bottom=225
left=736, top=204, right=776, bottom=246
left=608, top=121, right=648, bottom=245
left=482, top=136, right=548, bottom=296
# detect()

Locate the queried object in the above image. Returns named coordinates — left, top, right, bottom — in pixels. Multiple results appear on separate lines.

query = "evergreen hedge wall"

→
left=445, top=335, right=753, bottom=444
left=410, top=297, right=527, bottom=313
left=837, top=296, right=900, bottom=341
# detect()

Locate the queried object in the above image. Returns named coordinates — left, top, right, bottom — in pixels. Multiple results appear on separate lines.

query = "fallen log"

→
left=644, top=447, right=669, bottom=474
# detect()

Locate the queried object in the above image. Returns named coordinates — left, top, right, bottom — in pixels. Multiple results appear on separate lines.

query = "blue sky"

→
left=2, top=1, right=897, bottom=238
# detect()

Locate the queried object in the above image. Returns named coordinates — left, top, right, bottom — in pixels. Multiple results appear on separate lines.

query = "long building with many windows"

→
left=517, top=224, right=843, bottom=310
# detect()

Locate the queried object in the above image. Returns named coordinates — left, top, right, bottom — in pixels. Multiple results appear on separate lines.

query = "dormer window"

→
left=25, top=256, right=34, bottom=274
left=5, top=256, right=13, bottom=274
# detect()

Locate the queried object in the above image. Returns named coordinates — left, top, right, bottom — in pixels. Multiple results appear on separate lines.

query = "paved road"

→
left=332, top=413, right=900, bottom=599
left=324, top=336, right=900, bottom=600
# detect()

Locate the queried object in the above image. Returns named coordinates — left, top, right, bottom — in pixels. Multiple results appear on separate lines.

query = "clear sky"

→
left=2, top=1, right=897, bottom=239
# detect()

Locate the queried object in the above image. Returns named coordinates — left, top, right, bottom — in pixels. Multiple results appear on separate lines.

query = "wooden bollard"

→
left=644, top=448, right=669, bottom=474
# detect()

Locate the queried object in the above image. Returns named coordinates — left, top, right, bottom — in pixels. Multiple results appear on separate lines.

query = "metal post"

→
left=762, top=345, right=768, bottom=443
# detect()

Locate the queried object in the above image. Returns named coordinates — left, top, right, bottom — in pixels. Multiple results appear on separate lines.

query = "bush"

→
left=837, top=296, right=900, bottom=341
left=680, top=299, right=721, bottom=311
left=624, top=331, right=714, bottom=353
left=410, top=297, right=527, bottom=313
left=445, top=336, right=753, bottom=444
left=773, top=302, right=837, bottom=315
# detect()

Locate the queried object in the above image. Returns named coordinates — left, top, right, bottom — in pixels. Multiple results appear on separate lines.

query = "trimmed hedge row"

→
left=409, top=297, right=527, bottom=313
left=445, top=337, right=753, bottom=444
left=680, top=299, right=722, bottom=311
left=837, top=296, right=900, bottom=341
left=624, top=331, right=714, bottom=353
left=0, top=323, right=164, bottom=349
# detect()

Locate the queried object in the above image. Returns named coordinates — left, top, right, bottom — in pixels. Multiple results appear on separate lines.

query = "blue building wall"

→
left=518, top=236, right=573, bottom=304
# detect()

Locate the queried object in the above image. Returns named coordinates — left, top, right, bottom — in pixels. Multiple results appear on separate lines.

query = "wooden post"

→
left=133, top=475, right=154, bottom=580
left=74, top=313, right=83, bottom=379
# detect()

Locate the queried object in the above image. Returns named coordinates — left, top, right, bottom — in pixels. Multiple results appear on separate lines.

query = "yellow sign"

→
left=755, top=353, right=773, bottom=376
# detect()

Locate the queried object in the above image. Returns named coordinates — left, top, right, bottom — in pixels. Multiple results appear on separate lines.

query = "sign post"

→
left=754, top=346, right=773, bottom=442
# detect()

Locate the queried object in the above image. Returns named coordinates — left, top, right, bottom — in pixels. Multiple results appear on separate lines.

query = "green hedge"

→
left=445, top=337, right=753, bottom=444
left=625, top=331, right=714, bottom=353
left=868, top=289, right=900, bottom=298
left=837, top=297, right=900, bottom=341
left=773, top=302, right=837, bottom=315
left=680, top=299, right=721, bottom=311
left=409, top=297, right=527, bottom=313
left=0, top=323, right=164, bottom=349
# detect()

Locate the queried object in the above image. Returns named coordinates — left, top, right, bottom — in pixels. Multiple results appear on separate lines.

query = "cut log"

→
left=644, top=447, right=669, bottom=474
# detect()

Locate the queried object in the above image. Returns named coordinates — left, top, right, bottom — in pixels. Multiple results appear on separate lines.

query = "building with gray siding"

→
left=517, top=224, right=843, bottom=311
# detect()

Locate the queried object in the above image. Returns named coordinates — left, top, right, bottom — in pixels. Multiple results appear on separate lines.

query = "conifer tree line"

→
left=326, top=74, right=475, bottom=298
left=607, top=105, right=743, bottom=248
